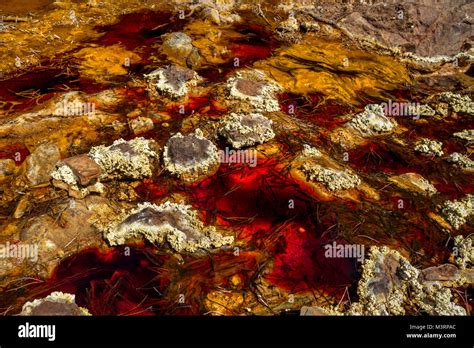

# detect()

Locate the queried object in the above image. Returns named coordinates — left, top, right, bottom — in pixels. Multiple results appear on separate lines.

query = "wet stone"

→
left=26, top=143, right=61, bottom=186
left=421, top=264, right=461, bottom=282
left=389, top=172, right=437, bottom=196
left=62, top=154, right=102, bottom=186
left=0, top=159, right=16, bottom=180
left=161, top=32, right=202, bottom=69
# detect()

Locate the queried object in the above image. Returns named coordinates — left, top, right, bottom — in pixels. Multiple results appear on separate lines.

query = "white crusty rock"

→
left=347, top=104, right=397, bottom=136
left=163, top=129, right=220, bottom=182
left=20, top=292, right=91, bottom=316
left=348, top=246, right=466, bottom=316
left=300, top=162, right=360, bottom=191
left=145, top=65, right=201, bottom=99
left=453, top=129, right=474, bottom=142
left=89, top=137, right=160, bottom=181
left=439, top=92, right=474, bottom=115
left=453, top=235, right=473, bottom=270
left=226, top=69, right=281, bottom=112
left=446, top=152, right=474, bottom=169
left=414, top=138, right=444, bottom=157
left=218, top=112, right=275, bottom=148
left=441, top=194, right=474, bottom=230
left=103, top=202, right=233, bottom=253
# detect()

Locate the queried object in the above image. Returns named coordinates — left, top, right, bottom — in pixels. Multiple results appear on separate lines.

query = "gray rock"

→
left=218, top=113, right=275, bottom=149
left=26, top=143, right=61, bottom=186
left=163, top=129, right=220, bottom=182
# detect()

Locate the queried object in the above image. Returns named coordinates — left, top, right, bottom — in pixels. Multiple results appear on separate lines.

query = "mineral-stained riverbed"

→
left=0, top=0, right=473, bottom=316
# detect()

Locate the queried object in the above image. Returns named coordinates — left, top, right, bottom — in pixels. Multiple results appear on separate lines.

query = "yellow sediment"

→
left=255, top=35, right=412, bottom=105
left=73, top=45, right=141, bottom=82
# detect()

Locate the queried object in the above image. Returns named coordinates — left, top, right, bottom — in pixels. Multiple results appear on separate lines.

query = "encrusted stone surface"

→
left=20, top=291, right=91, bottom=316
left=453, top=235, right=473, bottom=269
left=88, top=138, right=160, bottom=181
left=218, top=112, right=275, bottom=148
left=348, top=246, right=466, bottom=316
left=441, top=194, right=474, bottom=230
left=145, top=65, right=201, bottom=99
left=446, top=152, right=474, bottom=169
left=300, top=164, right=361, bottom=191
left=102, top=201, right=234, bottom=253
left=439, top=92, right=474, bottom=115
left=347, top=104, right=397, bottom=136
left=163, top=129, right=220, bottom=182
left=226, top=70, right=281, bottom=112
left=414, top=138, right=444, bottom=157
left=26, top=143, right=61, bottom=186
left=453, top=129, right=474, bottom=142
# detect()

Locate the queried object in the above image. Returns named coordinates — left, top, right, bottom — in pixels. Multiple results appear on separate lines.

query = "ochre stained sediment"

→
left=255, top=35, right=412, bottom=105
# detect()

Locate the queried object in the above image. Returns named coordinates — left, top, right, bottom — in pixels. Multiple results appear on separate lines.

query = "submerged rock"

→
left=441, top=194, right=474, bottom=230
left=161, top=32, right=202, bottom=69
left=414, top=138, right=444, bottom=157
left=103, top=202, right=233, bottom=253
left=20, top=291, right=91, bottom=316
left=129, top=117, right=154, bottom=135
left=26, top=143, right=61, bottom=186
left=389, top=172, right=437, bottom=196
left=218, top=113, right=275, bottom=149
left=163, top=130, right=220, bottom=182
left=88, top=138, right=160, bottom=181
left=145, top=65, right=201, bottom=99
